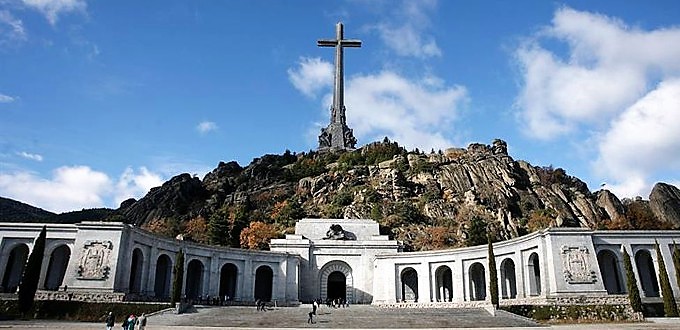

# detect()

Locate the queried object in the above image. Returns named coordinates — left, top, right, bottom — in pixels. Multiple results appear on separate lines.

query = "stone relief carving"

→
left=77, top=240, right=113, bottom=280
left=561, top=245, right=597, bottom=284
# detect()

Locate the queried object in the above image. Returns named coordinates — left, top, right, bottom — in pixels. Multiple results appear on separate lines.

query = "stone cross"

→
left=317, top=22, right=360, bottom=150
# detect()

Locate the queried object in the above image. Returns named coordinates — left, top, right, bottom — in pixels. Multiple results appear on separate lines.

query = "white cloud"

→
left=290, top=57, right=467, bottom=151
left=0, top=166, right=111, bottom=212
left=514, top=7, right=680, bottom=198
left=0, top=165, right=165, bottom=212
left=0, top=10, right=25, bottom=47
left=196, top=121, right=218, bottom=134
left=17, top=151, right=43, bottom=161
left=0, top=93, right=15, bottom=103
left=594, top=79, right=680, bottom=198
left=346, top=71, right=467, bottom=150
left=515, top=7, right=680, bottom=139
left=22, top=0, right=87, bottom=25
left=114, top=167, right=163, bottom=206
left=287, top=57, right=333, bottom=98
left=369, top=0, right=441, bottom=58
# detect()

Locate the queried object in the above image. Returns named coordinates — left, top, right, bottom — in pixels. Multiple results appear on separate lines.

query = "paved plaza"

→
left=1, top=305, right=680, bottom=329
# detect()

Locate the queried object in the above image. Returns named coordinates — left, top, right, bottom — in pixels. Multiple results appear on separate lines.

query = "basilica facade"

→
left=0, top=219, right=679, bottom=308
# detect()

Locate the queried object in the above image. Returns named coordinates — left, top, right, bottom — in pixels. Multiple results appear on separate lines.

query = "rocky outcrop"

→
left=596, top=190, right=625, bottom=222
left=649, top=182, right=680, bottom=227
left=121, top=173, right=208, bottom=226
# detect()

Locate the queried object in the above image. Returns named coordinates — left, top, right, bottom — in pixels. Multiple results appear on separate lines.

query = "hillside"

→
left=2, top=139, right=679, bottom=250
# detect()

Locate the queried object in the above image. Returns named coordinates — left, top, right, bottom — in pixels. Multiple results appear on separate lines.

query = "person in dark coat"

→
left=104, top=312, right=115, bottom=330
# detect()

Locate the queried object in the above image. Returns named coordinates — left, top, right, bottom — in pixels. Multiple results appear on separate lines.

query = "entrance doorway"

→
left=327, top=271, right=346, bottom=301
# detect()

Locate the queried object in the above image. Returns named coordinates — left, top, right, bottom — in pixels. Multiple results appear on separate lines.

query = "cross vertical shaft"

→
left=317, top=22, right=361, bottom=150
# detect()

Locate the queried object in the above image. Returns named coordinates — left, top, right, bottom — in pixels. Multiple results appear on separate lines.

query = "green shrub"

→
left=0, top=300, right=168, bottom=321
left=171, top=249, right=184, bottom=306
left=488, top=235, right=499, bottom=308
left=655, top=241, right=678, bottom=316
left=622, top=247, right=643, bottom=313
left=18, top=226, right=46, bottom=316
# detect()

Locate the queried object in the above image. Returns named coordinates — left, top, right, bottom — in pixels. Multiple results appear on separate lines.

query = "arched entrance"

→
left=43, top=245, right=70, bottom=291
left=219, top=263, right=238, bottom=301
left=435, top=265, right=452, bottom=302
left=1, top=244, right=29, bottom=293
left=401, top=267, right=418, bottom=302
left=254, top=265, right=273, bottom=301
left=128, top=248, right=144, bottom=293
left=185, top=259, right=204, bottom=300
left=500, top=258, right=517, bottom=299
left=327, top=271, right=346, bottom=301
left=469, top=262, right=486, bottom=301
left=154, top=254, right=172, bottom=299
left=597, top=249, right=624, bottom=294
left=635, top=249, right=659, bottom=297
left=528, top=252, right=541, bottom=296
left=319, top=261, right=353, bottom=303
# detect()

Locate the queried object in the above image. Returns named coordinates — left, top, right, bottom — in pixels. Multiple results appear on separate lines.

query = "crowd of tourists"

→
left=103, top=311, right=147, bottom=330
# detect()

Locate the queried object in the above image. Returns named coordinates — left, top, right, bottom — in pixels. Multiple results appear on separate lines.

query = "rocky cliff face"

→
left=96, top=139, right=680, bottom=249
left=649, top=182, right=680, bottom=228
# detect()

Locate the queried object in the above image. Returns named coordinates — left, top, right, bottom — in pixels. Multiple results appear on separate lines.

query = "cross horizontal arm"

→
left=340, top=40, right=362, bottom=47
left=317, top=39, right=338, bottom=47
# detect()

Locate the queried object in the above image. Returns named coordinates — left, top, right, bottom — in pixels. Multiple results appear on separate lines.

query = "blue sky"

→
left=1, top=0, right=680, bottom=213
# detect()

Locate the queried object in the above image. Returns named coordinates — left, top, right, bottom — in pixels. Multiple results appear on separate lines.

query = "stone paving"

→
left=1, top=305, right=680, bottom=329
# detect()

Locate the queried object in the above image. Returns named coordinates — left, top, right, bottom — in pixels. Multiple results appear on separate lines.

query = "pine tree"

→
left=655, top=241, right=678, bottom=317
left=622, top=246, right=643, bottom=313
left=18, top=226, right=47, bottom=316
left=488, top=234, right=499, bottom=309
left=672, top=241, right=680, bottom=295
left=171, top=249, right=185, bottom=306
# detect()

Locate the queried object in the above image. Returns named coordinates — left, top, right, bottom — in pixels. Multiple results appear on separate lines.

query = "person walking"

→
left=136, top=313, right=147, bottom=330
left=312, top=300, right=318, bottom=315
left=126, top=314, right=136, bottom=330
left=105, top=312, right=115, bottom=330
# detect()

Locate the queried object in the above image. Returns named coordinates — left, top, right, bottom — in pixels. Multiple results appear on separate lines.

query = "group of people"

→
left=103, top=312, right=147, bottom=330
left=255, top=299, right=267, bottom=311
left=326, top=297, right=349, bottom=308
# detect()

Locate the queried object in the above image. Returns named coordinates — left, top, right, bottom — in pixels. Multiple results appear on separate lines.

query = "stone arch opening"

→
left=128, top=248, right=144, bottom=293
left=154, top=254, right=172, bottom=299
left=327, top=271, right=346, bottom=301
left=219, top=263, right=238, bottom=301
left=469, top=262, right=486, bottom=301
left=43, top=245, right=70, bottom=291
left=597, top=249, right=625, bottom=294
left=319, top=261, right=353, bottom=303
left=400, top=267, right=418, bottom=302
left=500, top=258, right=517, bottom=299
left=186, top=259, right=204, bottom=300
left=435, top=265, right=452, bottom=302
left=254, top=265, right=273, bottom=302
left=635, top=249, right=659, bottom=297
left=528, top=252, right=541, bottom=296
left=1, top=244, right=29, bottom=293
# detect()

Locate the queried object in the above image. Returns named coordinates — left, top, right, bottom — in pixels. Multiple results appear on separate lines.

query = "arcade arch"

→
left=219, top=263, right=238, bottom=301
left=1, top=244, right=29, bottom=293
left=469, top=262, right=486, bottom=301
left=597, top=249, right=624, bottom=294
left=528, top=252, right=541, bottom=296
left=400, top=267, right=418, bottom=302
left=434, top=265, right=452, bottom=302
left=43, top=245, right=70, bottom=291
left=500, top=258, right=517, bottom=299
left=154, top=254, right=172, bottom=299
left=186, top=259, right=205, bottom=299
left=254, top=265, right=273, bottom=301
left=128, top=248, right=143, bottom=293
left=635, top=249, right=659, bottom=297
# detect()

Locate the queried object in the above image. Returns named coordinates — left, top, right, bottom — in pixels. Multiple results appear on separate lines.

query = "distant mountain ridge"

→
left=1, top=139, right=679, bottom=251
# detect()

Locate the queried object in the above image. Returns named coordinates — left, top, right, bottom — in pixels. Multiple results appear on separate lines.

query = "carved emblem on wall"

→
left=77, top=240, right=113, bottom=280
left=561, top=246, right=597, bottom=284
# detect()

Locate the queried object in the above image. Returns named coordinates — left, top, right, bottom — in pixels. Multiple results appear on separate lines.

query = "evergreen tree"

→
left=622, top=246, right=643, bottom=313
left=171, top=249, right=185, bottom=306
left=18, top=225, right=47, bottom=316
left=465, top=216, right=487, bottom=247
left=488, top=234, right=499, bottom=308
left=673, top=241, right=680, bottom=295
left=655, top=241, right=678, bottom=317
